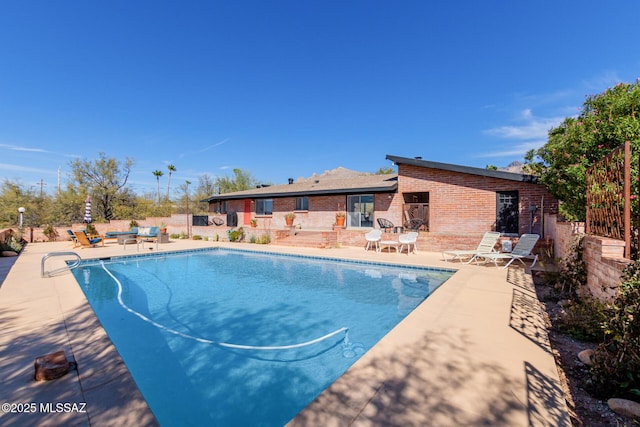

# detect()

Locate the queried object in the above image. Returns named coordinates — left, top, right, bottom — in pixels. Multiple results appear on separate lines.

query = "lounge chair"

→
left=364, top=229, right=382, bottom=252
left=442, top=231, right=502, bottom=263
left=73, top=231, right=104, bottom=248
left=474, top=234, right=540, bottom=269
left=377, top=218, right=402, bottom=233
left=398, top=232, right=419, bottom=255
left=67, top=230, right=80, bottom=248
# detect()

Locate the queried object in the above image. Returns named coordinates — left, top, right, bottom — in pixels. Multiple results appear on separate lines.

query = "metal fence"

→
left=585, top=140, right=636, bottom=258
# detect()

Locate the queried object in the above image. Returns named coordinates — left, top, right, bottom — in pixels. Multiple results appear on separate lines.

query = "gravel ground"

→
left=534, top=277, right=637, bottom=426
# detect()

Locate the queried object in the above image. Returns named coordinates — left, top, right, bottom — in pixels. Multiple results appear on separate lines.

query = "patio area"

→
left=0, top=239, right=570, bottom=426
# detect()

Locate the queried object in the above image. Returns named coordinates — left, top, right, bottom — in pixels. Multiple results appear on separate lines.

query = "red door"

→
left=243, top=199, right=252, bottom=225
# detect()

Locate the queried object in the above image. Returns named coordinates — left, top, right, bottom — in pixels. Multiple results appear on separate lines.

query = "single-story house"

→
left=203, top=170, right=398, bottom=230
left=203, top=155, right=558, bottom=250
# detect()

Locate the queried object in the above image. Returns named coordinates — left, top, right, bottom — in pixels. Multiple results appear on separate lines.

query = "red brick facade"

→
left=397, top=164, right=558, bottom=236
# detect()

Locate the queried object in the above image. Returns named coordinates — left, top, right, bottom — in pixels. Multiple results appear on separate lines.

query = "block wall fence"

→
left=544, top=214, right=630, bottom=301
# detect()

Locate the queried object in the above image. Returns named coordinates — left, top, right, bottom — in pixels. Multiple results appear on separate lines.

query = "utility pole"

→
left=37, top=179, right=47, bottom=198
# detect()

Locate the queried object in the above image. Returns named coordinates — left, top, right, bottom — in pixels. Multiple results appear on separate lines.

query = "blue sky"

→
left=1, top=1, right=638, bottom=196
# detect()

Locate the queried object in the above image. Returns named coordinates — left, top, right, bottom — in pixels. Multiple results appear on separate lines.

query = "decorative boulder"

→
left=608, top=398, right=640, bottom=420
left=34, top=351, right=70, bottom=381
left=577, top=349, right=595, bottom=366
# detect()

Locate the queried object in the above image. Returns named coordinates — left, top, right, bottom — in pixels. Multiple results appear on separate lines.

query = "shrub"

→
left=555, top=297, right=608, bottom=342
left=170, top=233, right=181, bottom=239
left=256, top=234, right=271, bottom=244
left=42, top=224, right=59, bottom=242
left=228, top=228, right=244, bottom=242
left=0, top=236, right=23, bottom=253
left=85, top=223, right=98, bottom=236
left=587, top=260, right=640, bottom=401
left=192, top=235, right=202, bottom=240
left=249, top=235, right=257, bottom=243
left=555, top=235, right=587, bottom=297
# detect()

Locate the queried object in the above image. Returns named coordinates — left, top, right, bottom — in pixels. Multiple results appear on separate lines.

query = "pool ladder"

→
left=41, top=252, right=82, bottom=278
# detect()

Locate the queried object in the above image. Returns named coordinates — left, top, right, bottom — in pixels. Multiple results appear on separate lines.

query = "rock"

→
left=1, top=251, right=18, bottom=257
left=577, top=349, right=595, bottom=366
left=34, top=351, right=70, bottom=381
left=608, top=398, right=640, bottom=420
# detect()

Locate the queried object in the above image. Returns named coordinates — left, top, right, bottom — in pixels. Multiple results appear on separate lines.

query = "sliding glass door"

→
left=347, top=195, right=374, bottom=228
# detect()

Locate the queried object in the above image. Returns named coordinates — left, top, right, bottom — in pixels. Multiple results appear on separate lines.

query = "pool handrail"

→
left=41, top=252, right=82, bottom=278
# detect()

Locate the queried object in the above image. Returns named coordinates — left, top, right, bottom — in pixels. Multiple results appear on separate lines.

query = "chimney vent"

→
left=288, top=178, right=294, bottom=184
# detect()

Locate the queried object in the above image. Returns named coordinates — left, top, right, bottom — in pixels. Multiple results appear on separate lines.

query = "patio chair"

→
left=442, top=231, right=501, bottom=263
left=67, top=230, right=80, bottom=248
left=474, top=234, right=540, bottom=269
left=73, top=231, right=104, bottom=248
left=364, top=229, right=382, bottom=252
left=403, top=218, right=423, bottom=231
left=398, top=232, right=419, bottom=255
left=376, top=218, right=402, bottom=233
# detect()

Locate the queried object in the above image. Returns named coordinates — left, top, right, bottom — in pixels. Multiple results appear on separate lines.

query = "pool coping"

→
left=0, top=240, right=570, bottom=426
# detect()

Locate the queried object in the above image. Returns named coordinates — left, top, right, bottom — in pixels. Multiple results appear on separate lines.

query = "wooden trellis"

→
left=585, top=141, right=632, bottom=258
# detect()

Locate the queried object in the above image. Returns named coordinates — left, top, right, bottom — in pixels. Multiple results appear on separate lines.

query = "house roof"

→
left=385, top=154, right=539, bottom=183
left=202, top=173, right=398, bottom=202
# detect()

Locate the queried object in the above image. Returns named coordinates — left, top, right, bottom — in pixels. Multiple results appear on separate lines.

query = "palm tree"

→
left=166, top=164, right=176, bottom=199
left=152, top=170, right=164, bottom=203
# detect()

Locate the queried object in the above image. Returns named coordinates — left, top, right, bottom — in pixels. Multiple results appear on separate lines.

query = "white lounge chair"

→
left=442, top=231, right=501, bottom=263
left=398, top=232, right=418, bottom=255
left=474, top=234, right=540, bottom=269
left=365, top=229, right=382, bottom=252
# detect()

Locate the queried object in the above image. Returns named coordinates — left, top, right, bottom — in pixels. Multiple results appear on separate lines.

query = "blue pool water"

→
left=71, top=248, right=454, bottom=426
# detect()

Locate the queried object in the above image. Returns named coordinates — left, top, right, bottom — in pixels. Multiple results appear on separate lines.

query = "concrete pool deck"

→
left=0, top=240, right=570, bottom=426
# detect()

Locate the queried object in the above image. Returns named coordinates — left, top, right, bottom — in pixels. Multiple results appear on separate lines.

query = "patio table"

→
left=380, top=240, right=398, bottom=253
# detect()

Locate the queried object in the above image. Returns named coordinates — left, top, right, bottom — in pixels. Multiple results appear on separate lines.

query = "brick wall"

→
left=583, top=235, right=631, bottom=300
left=397, top=164, right=558, bottom=235
left=544, top=214, right=628, bottom=301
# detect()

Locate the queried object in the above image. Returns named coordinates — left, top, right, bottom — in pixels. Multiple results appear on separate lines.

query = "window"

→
left=347, top=194, right=374, bottom=228
left=295, top=196, right=309, bottom=211
left=496, top=191, right=519, bottom=234
left=255, top=199, right=273, bottom=215
left=213, top=201, right=227, bottom=214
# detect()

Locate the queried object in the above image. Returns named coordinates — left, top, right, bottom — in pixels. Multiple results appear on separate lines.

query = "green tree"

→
left=153, top=170, right=164, bottom=204
left=525, top=81, right=640, bottom=220
left=0, top=179, right=38, bottom=228
left=166, top=164, right=176, bottom=200
left=375, top=166, right=395, bottom=175
left=194, top=174, right=216, bottom=213
left=69, top=152, right=134, bottom=221
left=215, top=168, right=257, bottom=193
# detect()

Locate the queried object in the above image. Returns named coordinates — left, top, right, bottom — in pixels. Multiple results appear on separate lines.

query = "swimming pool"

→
left=72, top=248, right=455, bottom=426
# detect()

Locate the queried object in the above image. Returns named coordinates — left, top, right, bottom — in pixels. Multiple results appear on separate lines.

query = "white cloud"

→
left=476, top=140, right=547, bottom=158
left=0, top=163, right=57, bottom=175
left=484, top=111, right=564, bottom=141
left=0, top=143, right=49, bottom=153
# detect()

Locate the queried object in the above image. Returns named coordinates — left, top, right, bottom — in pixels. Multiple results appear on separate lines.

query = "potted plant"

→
left=285, top=212, right=296, bottom=226
left=250, top=219, right=257, bottom=228
left=159, top=222, right=167, bottom=234
left=335, top=204, right=346, bottom=227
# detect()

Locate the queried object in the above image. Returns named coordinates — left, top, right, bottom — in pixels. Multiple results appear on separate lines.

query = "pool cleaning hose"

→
left=100, top=261, right=349, bottom=351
